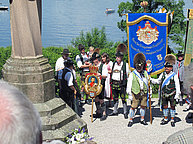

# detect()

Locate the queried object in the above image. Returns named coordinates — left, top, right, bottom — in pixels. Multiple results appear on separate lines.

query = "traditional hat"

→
left=176, top=50, right=184, bottom=57
left=62, top=49, right=71, bottom=55
left=64, top=59, right=74, bottom=68
left=164, top=54, right=176, bottom=67
left=91, top=52, right=100, bottom=61
left=134, top=53, right=146, bottom=68
left=116, top=43, right=127, bottom=57
left=78, top=44, right=85, bottom=51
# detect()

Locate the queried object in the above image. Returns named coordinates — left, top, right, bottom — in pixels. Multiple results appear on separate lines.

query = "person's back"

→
left=0, top=80, right=42, bottom=144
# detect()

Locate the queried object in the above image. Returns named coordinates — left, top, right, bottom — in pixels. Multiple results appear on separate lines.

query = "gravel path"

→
left=80, top=98, right=193, bottom=144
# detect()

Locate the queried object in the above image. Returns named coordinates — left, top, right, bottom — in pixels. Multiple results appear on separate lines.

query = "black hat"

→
left=176, top=50, right=184, bottom=57
left=164, top=54, right=176, bottom=67
left=64, top=59, right=74, bottom=68
left=62, top=49, right=71, bottom=55
left=91, top=52, right=100, bottom=61
left=116, top=51, right=124, bottom=57
left=78, top=44, right=85, bottom=51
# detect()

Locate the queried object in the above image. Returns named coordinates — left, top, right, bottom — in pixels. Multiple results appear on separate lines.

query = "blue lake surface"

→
left=0, top=0, right=193, bottom=48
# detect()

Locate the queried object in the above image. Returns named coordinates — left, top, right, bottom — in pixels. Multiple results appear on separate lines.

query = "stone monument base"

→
left=34, top=98, right=87, bottom=141
left=2, top=56, right=55, bottom=103
left=2, top=56, right=87, bottom=141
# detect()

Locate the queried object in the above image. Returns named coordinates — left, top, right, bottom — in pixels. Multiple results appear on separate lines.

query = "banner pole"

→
left=91, top=98, right=94, bottom=123
left=148, top=76, right=152, bottom=124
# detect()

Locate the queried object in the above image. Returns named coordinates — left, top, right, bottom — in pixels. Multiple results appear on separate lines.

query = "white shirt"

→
left=64, top=67, right=74, bottom=87
left=75, top=53, right=89, bottom=72
left=55, top=57, right=66, bottom=71
left=111, top=61, right=130, bottom=81
left=55, top=57, right=76, bottom=79
left=101, top=63, right=109, bottom=77
left=151, top=71, right=181, bottom=98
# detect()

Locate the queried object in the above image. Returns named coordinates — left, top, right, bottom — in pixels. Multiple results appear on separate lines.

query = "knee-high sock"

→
left=113, top=101, right=119, bottom=113
left=140, top=108, right=146, bottom=121
left=170, top=109, right=176, bottom=120
left=163, top=108, right=169, bottom=121
left=129, top=108, right=135, bottom=122
left=123, top=103, right=127, bottom=114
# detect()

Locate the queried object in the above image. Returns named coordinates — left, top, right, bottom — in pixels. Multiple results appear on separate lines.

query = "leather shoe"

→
left=160, top=119, right=168, bottom=125
left=124, top=113, right=128, bottom=119
left=171, top=121, right=175, bottom=127
left=187, top=112, right=193, bottom=119
left=109, top=112, right=118, bottom=116
left=93, top=113, right=102, bottom=118
left=128, top=121, right=133, bottom=127
left=100, top=115, right=107, bottom=121
left=140, top=120, right=148, bottom=125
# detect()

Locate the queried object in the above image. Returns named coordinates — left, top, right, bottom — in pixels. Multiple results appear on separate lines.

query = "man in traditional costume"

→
left=90, top=51, right=108, bottom=121
left=127, top=53, right=149, bottom=127
left=151, top=54, right=181, bottom=127
left=173, top=50, right=185, bottom=106
left=76, top=44, right=91, bottom=104
left=109, top=43, right=130, bottom=119
left=55, top=49, right=72, bottom=98
left=61, top=60, right=77, bottom=112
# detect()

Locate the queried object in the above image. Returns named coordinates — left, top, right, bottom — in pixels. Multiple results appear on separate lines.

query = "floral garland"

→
left=66, top=128, right=94, bottom=144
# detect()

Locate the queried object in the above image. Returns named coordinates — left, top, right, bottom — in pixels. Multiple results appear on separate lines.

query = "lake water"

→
left=0, top=0, right=193, bottom=48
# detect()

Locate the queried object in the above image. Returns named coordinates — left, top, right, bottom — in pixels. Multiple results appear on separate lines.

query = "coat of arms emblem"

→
left=146, top=60, right=152, bottom=73
left=136, top=21, right=159, bottom=45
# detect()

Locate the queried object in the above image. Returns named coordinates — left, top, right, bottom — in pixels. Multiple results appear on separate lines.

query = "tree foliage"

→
left=0, top=46, right=11, bottom=78
left=71, top=26, right=114, bottom=50
left=117, top=0, right=186, bottom=51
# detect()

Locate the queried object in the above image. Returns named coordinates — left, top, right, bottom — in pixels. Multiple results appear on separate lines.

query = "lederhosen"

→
left=61, top=68, right=76, bottom=109
left=110, top=61, right=127, bottom=102
left=161, top=72, right=176, bottom=107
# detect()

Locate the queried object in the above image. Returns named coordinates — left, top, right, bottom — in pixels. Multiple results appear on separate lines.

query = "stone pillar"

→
left=2, top=0, right=87, bottom=141
left=2, top=0, right=55, bottom=103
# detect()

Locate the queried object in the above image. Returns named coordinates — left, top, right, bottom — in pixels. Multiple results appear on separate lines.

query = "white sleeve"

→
left=55, top=58, right=63, bottom=71
left=126, top=63, right=131, bottom=78
left=151, top=73, right=163, bottom=84
left=76, top=55, right=83, bottom=68
left=127, top=72, right=133, bottom=95
left=174, top=74, right=181, bottom=97
left=65, top=72, right=73, bottom=86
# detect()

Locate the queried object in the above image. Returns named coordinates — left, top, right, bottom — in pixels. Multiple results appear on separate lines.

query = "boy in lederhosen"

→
left=151, top=54, right=181, bottom=127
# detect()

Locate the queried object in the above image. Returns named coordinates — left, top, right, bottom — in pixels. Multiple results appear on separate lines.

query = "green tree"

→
left=117, top=0, right=186, bottom=51
left=0, top=46, right=11, bottom=78
left=71, top=26, right=114, bottom=50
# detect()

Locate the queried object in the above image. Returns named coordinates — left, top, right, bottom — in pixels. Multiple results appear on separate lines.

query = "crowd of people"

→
left=55, top=44, right=193, bottom=127
left=0, top=44, right=192, bottom=144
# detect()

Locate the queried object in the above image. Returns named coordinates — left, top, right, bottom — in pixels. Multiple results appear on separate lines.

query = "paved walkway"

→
left=80, top=98, right=193, bottom=144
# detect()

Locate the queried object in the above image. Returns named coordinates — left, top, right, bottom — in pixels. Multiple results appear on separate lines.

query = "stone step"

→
left=42, top=118, right=87, bottom=141
left=41, top=106, right=77, bottom=131
left=34, top=98, right=66, bottom=117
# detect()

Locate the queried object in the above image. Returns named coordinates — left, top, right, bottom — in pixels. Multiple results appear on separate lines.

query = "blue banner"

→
left=127, top=13, right=168, bottom=75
